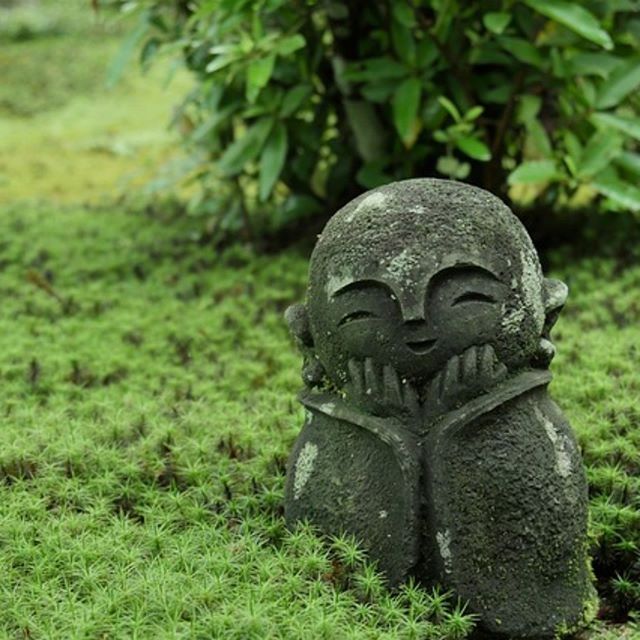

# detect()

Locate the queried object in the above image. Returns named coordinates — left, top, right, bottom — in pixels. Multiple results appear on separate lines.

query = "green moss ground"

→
left=0, top=205, right=481, bottom=638
left=0, top=2, right=638, bottom=638
left=1, top=204, right=638, bottom=639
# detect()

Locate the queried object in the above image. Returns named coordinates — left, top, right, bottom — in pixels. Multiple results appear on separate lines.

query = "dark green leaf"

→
left=206, top=55, right=236, bottom=74
left=523, top=0, right=613, bottom=49
left=524, top=119, right=553, bottom=158
left=464, top=106, right=484, bottom=122
left=470, top=43, right=513, bottom=65
left=275, top=34, right=306, bottom=56
left=499, top=37, right=545, bottom=68
left=616, top=151, right=640, bottom=176
left=446, top=76, right=470, bottom=113
left=327, top=151, right=353, bottom=195
left=290, top=119, right=322, bottom=150
left=437, top=96, right=461, bottom=122
left=517, top=95, right=542, bottom=124
left=345, top=100, right=387, bottom=162
left=325, top=2, right=349, bottom=20
left=483, top=12, right=511, bottom=34
left=422, top=97, right=446, bottom=129
left=392, top=1, right=417, bottom=27
left=580, top=78, right=597, bottom=107
left=343, top=57, right=408, bottom=82
left=281, top=85, right=312, bottom=117
left=148, top=13, right=169, bottom=33
left=577, top=130, right=622, bottom=178
left=478, top=83, right=513, bottom=104
left=218, top=118, right=273, bottom=176
left=274, top=194, right=322, bottom=228
left=550, top=47, right=567, bottom=79
left=356, top=163, right=392, bottom=189
left=140, top=38, right=161, bottom=68
left=590, top=112, right=640, bottom=142
left=508, top=160, right=560, bottom=184
left=563, top=130, right=582, bottom=166
left=415, top=38, right=438, bottom=68
left=259, top=122, right=288, bottom=200
left=361, top=81, right=396, bottom=103
left=433, top=130, right=449, bottom=143
left=107, top=12, right=150, bottom=87
left=596, top=57, right=640, bottom=109
left=344, top=100, right=386, bottom=162
left=246, top=54, right=276, bottom=103
left=592, top=175, right=640, bottom=211
left=242, top=104, right=270, bottom=118
left=455, top=136, right=491, bottom=161
left=190, top=103, right=238, bottom=142
left=623, top=17, right=640, bottom=46
left=392, top=77, right=422, bottom=147
left=433, top=0, right=456, bottom=40
left=391, top=20, right=416, bottom=65
left=567, top=52, right=624, bottom=78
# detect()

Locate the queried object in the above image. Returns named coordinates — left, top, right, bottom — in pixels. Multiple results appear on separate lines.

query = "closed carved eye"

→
left=452, top=291, right=496, bottom=306
left=338, top=310, right=377, bottom=326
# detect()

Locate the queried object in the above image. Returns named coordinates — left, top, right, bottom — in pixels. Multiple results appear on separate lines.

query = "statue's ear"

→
left=533, top=279, right=568, bottom=368
left=285, top=303, right=326, bottom=388
left=542, top=278, right=568, bottom=335
left=284, top=303, right=313, bottom=347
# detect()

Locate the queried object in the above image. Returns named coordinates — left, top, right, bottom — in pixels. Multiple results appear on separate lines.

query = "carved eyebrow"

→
left=452, top=290, right=497, bottom=305
left=428, top=264, right=501, bottom=288
left=332, top=279, right=396, bottom=298
left=337, top=309, right=377, bottom=327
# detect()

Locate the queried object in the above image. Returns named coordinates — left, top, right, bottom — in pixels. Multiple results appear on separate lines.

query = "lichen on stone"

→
left=293, top=441, right=319, bottom=500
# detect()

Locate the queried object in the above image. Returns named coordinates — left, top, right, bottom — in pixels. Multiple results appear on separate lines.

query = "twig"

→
left=484, top=70, right=525, bottom=192
left=236, top=177, right=255, bottom=246
left=415, top=11, right=475, bottom=106
left=26, top=269, right=65, bottom=306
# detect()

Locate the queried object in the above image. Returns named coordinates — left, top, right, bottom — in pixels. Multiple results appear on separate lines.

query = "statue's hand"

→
left=423, top=344, right=507, bottom=417
left=345, top=357, right=420, bottom=420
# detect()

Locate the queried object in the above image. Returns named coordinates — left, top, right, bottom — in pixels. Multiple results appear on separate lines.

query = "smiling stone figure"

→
left=284, top=179, right=596, bottom=639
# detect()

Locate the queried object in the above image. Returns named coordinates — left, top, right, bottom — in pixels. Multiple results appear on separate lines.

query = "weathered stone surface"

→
left=284, top=179, right=596, bottom=638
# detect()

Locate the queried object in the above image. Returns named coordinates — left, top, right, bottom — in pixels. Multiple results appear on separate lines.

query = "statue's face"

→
left=322, top=264, right=511, bottom=382
left=306, top=179, right=548, bottom=388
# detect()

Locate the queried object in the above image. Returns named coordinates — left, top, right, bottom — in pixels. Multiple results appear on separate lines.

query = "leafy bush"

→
left=111, top=0, right=640, bottom=239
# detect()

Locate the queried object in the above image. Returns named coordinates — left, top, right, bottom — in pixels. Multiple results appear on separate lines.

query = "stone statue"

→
left=284, top=179, right=595, bottom=638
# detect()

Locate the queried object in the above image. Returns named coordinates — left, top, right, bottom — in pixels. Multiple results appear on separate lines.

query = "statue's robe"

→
left=284, top=370, right=594, bottom=639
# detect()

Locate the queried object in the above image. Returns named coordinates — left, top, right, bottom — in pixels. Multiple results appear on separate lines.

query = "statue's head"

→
left=289, top=179, right=566, bottom=389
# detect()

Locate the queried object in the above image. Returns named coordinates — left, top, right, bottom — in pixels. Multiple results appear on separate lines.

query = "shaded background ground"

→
left=0, top=1, right=638, bottom=638
left=0, top=0, right=191, bottom=206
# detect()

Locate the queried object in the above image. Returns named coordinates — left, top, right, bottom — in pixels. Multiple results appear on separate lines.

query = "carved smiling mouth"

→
left=406, top=338, right=437, bottom=354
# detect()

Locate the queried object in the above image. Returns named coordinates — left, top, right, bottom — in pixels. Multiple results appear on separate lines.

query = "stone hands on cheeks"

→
left=344, top=358, right=420, bottom=420
left=340, top=345, right=507, bottom=424
left=422, top=343, right=507, bottom=417
left=284, top=179, right=595, bottom=640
